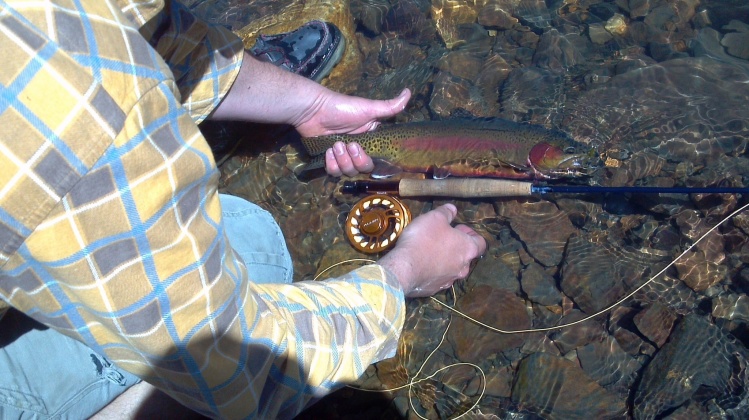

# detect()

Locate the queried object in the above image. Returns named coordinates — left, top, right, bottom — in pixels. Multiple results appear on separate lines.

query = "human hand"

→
left=378, top=204, right=487, bottom=297
left=211, top=54, right=410, bottom=133
left=210, top=54, right=408, bottom=176
left=324, top=141, right=374, bottom=177
left=293, top=88, right=411, bottom=138
left=307, top=88, right=410, bottom=177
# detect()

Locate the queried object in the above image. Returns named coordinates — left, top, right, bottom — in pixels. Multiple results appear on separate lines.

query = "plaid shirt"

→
left=0, top=1, right=405, bottom=418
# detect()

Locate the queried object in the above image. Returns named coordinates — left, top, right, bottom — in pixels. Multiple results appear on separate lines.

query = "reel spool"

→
left=345, top=194, right=411, bottom=254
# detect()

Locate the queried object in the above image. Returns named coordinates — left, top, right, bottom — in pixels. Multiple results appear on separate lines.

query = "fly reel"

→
left=345, top=194, right=411, bottom=254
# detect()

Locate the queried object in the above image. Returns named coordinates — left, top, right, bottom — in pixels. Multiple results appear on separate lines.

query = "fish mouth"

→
left=528, top=143, right=598, bottom=179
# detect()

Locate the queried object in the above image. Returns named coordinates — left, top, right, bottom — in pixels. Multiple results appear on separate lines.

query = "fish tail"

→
left=300, top=134, right=347, bottom=156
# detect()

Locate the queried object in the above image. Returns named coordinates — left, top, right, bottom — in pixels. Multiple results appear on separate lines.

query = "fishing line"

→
left=314, top=200, right=749, bottom=418
left=431, top=200, right=749, bottom=334
left=346, top=309, right=486, bottom=420
left=313, top=258, right=381, bottom=280
left=314, top=259, right=486, bottom=419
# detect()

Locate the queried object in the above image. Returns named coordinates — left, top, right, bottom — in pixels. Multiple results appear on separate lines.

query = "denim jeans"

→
left=0, top=194, right=293, bottom=418
left=219, top=193, right=293, bottom=284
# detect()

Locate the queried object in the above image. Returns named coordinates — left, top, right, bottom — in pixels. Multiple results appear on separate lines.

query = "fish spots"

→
left=300, top=118, right=595, bottom=179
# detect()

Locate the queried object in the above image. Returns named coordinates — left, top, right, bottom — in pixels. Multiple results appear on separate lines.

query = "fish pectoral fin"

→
left=294, top=155, right=325, bottom=175
left=432, top=166, right=451, bottom=179
left=371, top=160, right=402, bottom=179
left=431, top=159, right=485, bottom=179
left=488, top=157, right=527, bottom=170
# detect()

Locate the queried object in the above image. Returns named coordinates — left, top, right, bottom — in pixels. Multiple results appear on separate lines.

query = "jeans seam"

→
left=0, top=386, right=47, bottom=415
left=48, top=378, right=113, bottom=418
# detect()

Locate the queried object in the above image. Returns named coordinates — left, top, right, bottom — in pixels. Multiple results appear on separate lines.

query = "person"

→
left=0, top=1, right=486, bottom=419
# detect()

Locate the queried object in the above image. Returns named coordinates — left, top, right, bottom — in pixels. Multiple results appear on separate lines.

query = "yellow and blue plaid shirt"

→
left=0, top=1, right=405, bottom=418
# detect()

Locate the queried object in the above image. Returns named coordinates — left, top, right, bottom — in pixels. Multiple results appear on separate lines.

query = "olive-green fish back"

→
left=298, top=118, right=590, bottom=177
left=301, top=131, right=398, bottom=157
left=300, top=134, right=347, bottom=156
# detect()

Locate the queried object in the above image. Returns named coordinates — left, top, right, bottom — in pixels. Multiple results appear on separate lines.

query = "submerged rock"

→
left=561, top=234, right=667, bottom=314
left=498, top=67, right=567, bottom=125
left=498, top=200, right=578, bottom=268
left=712, top=293, right=749, bottom=324
left=478, top=2, right=517, bottom=30
left=448, top=285, right=531, bottom=362
left=633, top=302, right=678, bottom=348
left=576, top=334, right=644, bottom=396
left=511, top=352, right=627, bottom=419
left=520, top=262, right=561, bottom=306
left=674, top=249, right=728, bottom=292
left=351, top=0, right=390, bottom=35
left=721, top=20, right=749, bottom=59
left=633, top=314, right=748, bottom=418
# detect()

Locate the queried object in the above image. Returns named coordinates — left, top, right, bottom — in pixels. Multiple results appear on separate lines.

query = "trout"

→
left=300, top=118, right=597, bottom=179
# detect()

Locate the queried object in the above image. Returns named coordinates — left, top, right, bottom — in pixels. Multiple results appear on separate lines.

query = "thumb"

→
left=373, top=88, right=411, bottom=119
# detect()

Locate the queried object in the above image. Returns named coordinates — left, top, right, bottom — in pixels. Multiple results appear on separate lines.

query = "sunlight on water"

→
left=192, top=0, right=749, bottom=418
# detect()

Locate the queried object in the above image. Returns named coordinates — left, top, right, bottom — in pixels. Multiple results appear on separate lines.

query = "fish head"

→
left=527, top=137, right=599, bottom=179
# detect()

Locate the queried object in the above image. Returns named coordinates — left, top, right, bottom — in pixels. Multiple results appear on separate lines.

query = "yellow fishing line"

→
left=431, top=200, right=749, bottom=334
left=315, top=200, right=749, bottom=418
left=314, top=259, right=486, bottom=419
left=313, top=258, right=381, bottom=280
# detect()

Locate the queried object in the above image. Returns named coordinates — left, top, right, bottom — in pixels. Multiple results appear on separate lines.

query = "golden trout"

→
left=300, top=118, right=597, bottom=179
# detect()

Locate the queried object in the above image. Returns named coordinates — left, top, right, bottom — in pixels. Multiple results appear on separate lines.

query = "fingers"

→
left=453, top=224, right=486, bottom=280
left=432, top=203, right=457, bottom=224
left=324, top=142, right=374, bottom=177
left=325, top=148, right=342, bottom=177
left=455, top=224, right=488, bottom=257
left=347, top=143, right=374, bottom=173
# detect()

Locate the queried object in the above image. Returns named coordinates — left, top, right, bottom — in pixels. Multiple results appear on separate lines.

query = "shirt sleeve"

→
left=117, top=0, right=244, bottom=123
left=0, top=2, right=404, bottom=419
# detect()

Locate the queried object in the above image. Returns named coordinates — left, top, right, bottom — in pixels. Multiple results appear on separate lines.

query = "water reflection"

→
left=192, top=0, right=749, bottom=418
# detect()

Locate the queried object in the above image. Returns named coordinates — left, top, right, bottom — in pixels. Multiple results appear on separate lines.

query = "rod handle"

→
left=398, top=178, right=533, bottom=198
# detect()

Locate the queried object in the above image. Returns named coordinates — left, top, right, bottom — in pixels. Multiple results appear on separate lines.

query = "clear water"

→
left=191, top=0, right=749, bottom=418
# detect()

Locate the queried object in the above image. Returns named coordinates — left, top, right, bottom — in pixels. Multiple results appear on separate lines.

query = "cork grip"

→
left=398, top=178, right=533, bottom=198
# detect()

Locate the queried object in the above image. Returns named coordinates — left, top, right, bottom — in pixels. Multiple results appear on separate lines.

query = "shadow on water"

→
left=189, top=0, right=749, bottom=418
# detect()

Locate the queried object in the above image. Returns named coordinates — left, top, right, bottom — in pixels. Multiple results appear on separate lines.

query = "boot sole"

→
left=311, top=32, right=346, bottom=83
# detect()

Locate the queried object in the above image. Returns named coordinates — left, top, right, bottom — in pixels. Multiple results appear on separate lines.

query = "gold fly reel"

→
left=345, top=194, right=411, bottom=254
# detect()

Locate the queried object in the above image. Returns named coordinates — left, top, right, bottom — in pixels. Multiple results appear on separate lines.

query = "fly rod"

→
left=340, top=179, right=749, bottom=198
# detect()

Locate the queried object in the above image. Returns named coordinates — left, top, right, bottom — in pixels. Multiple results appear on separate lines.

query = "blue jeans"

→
left=0, top=194, right=293, bottom=418
left=219, top=193, right=293, bottom=284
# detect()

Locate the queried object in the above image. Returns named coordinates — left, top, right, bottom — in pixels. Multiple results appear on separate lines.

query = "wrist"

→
left=210, top=51, right=325, bottom=124
left=378, top=250, right=417, bottom=295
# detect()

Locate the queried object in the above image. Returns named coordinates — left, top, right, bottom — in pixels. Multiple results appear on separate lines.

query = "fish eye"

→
left=564, top=146, right=576, bottom=154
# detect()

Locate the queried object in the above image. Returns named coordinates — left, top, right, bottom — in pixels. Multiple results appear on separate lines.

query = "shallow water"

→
left=189, top=0, right=749, bottom=418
